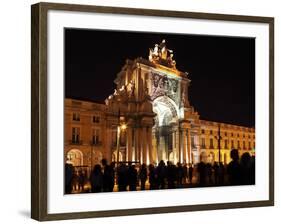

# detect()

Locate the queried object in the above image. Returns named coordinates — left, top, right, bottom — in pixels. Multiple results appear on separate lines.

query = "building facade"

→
left=65, top=40, right=255, bottom=168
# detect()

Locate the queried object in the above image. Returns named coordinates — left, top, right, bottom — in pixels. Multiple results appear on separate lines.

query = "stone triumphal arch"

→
left=104, top=40, right=201, bottom=165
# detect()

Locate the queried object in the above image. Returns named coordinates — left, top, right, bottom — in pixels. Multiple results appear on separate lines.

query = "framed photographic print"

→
left=31, top=2, right=274, bottom=221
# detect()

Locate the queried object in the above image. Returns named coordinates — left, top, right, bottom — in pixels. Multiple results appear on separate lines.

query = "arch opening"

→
left=152, top=96, right=179, bottom=163
left=66, top=149, right=83, bottom=166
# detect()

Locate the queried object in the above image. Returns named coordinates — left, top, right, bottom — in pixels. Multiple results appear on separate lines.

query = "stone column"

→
left=172, top=130, right=176, bottom=151
left=138, top=128, right=143, bottom=164
left=183, top=129, right=188, bottom=164
left=147, top=127, right=153, bottom=165
left=160, top=136, right=166, bottom=161
left=175, top=129, right=179, bottom=164
left=194, top=130, right=200, bottom=163
left=187, top=129, right=191, bottom=164
left=136, top=65, right=142, bottom=101
left=181, top=130, right=184, bottom=163
left=142, top=127, right=147, bottom=165
left=132, top=128, right=136, bottom=161
left=175, top=128, right=182, bottom=163
left=152, top=129, right=158, bottom=164
left=105, top=127, right=112, bottom=162
left=134, top=128, right=139, bottom=162
left=126, top=127, right=132, bottom=162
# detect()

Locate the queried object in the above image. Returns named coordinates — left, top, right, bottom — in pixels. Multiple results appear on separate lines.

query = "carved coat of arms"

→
left=150, top=73, right=179, bottom=104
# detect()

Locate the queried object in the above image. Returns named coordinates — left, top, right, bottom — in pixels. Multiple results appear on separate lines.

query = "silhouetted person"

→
left=139, top=163, right=147, bottom=190
left=72, top=170, right=79, bottom=191
left=90, top=164, right=103, bottom=193
left=117, top=163, right=128, bottom=191
left=227, top=149, right=242, bottom=185
left=218, top=162, right=225, bottom=185
left=183, top=163, right=188, bottom=184
left=206, top=163, right=213, bottom=185
left=78, top=169, right=86, bottom=191
left=213, top=162, right=219, bottom=185
left=108, top=162, right=116, bottom=192
left=65, top=163, right=74, bottom=194
left=101, top=158, right=113, bottom=192
left=176, top=162, right=184, bottom=187
left=188, top=164, right=194, bottom=184
left=198, top=161, right=207, bottom=186
left=240, top=152, right=254, bottom=185
left=149, top=164, right=157, bottom=190
left=128, top=164, right=138, bottom=191
left=249, top=156, right=255, bottom=184
left=157, top=160, right=167, bottom=189
left=167, top=162, right=176, bottom=189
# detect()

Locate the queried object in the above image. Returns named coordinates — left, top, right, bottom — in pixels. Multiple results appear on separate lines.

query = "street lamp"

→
left=217, top=124, right=222, bottom=164
left=120, top=124, right=127, bottom=131
left=116, top=123, right=127, bottom=168
left=214, top=124, right=222, bottom=164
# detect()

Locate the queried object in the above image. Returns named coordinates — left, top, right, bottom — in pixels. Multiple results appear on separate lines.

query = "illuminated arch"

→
left=152, top=96, right=179, bottom=127
left=66, top=149, right=83, bottom=166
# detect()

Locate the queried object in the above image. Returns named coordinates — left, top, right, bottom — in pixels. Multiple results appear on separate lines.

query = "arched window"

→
left=66, top=149, right=83, bottom=166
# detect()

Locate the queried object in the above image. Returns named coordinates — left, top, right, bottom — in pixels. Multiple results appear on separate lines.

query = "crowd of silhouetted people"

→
left=65, top=149, right=255, bottom=194
left=196, top=150, right=255, bottom=186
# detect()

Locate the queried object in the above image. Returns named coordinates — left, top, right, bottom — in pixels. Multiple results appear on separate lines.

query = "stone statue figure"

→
left=169, top=51, right=174, bottom=60
left=169, top=49, right=173, bottom=56
left=181, top=86, right=189, bottom=107
left=148, top=39, right=177, bottom=69
left=153, top=44, right=159, bottom=56
left=149, top=49, right=153, bottom=61
left=160, top=40, right=167, bottom=60
left=129, top=80, right=135, bottom=97
left=159, top=39, right=166, bottom=49
left=161, top=46, right=167, bottom=60
left=144, top=79, right=150, bottom=100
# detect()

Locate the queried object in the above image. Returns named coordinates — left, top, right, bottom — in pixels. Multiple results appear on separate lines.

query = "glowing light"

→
left=120, top=124, right=127, bottom=130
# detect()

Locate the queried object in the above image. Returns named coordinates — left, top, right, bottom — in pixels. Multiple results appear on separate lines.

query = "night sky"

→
left=65, top=28, right=255, bottom=127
